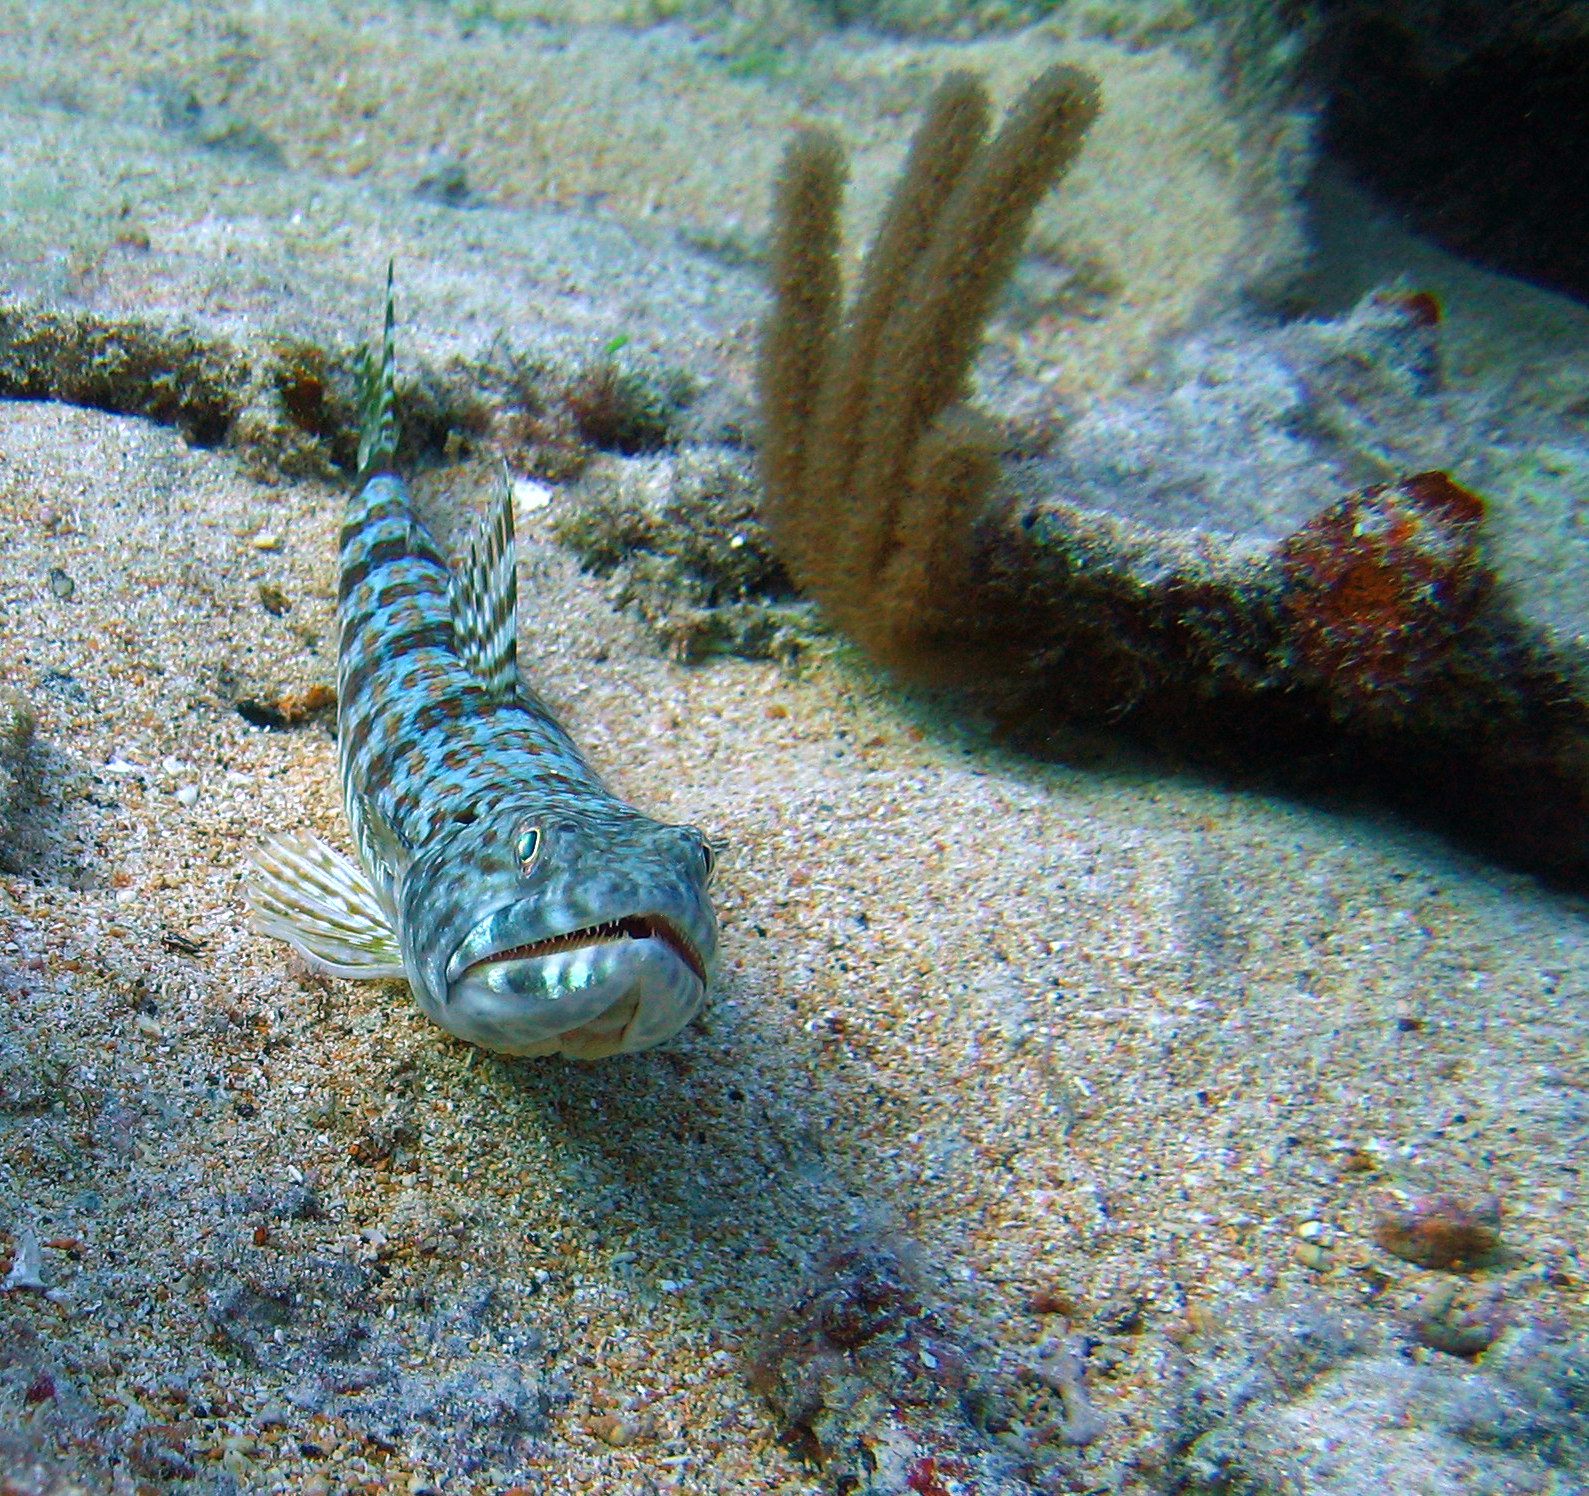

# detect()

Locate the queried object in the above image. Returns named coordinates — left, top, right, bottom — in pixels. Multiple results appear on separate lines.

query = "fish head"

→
left=397, top=798, right=718, bottom=1060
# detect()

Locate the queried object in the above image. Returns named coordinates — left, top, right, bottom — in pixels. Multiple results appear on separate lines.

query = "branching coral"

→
left=757, top=66, right=1101, bottom=672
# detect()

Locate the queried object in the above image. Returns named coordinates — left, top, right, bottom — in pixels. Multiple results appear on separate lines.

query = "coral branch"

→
left=758, top=66, right=1101, bottom=671
left=804, top=73, right=991, bottom=602
left=758, top=128, right=848, bottom=588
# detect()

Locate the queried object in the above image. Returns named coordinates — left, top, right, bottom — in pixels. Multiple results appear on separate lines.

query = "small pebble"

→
left=128, top=1426, right=195, bottom=1481
left=1374, top=1192, right=1502, bottom=1270
left=1093, top=1296, right=1143, bottom=1335
left=47, top=567, right=75, bottom=600
left=175, top=784, right=200, bottom=807
left=2, top=1225, right=46, bottom=1291
left=512, top=476, right=552, bottom=511
left=588, top=1414, right=640, bottom=1447
left=251, top=529, right=282, bottom=551
left=1406, top=1280, right=1509, bottom=1357
left=258, top=581, right=291, bottom=616
left=1026, top=1286, right=1077, bottom=1317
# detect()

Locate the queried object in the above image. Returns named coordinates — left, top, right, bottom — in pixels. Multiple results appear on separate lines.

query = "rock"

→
left=126, top=1424, right=197, bottom=1481
left=552, top=449, right=812, bottom=664
left=1374, top=1191, right=1504, bottom=1271
left=587, top=1413, right=641, bottom=1447
left=993, top=268, right=1589, bottom=873
left=1406, top=1280, right=1510, bottom=1358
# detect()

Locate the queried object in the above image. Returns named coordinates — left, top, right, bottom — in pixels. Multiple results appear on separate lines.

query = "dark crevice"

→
left=1309, top=9, right=1589, bottom=304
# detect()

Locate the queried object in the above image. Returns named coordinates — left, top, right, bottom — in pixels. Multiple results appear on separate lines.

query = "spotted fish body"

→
left=248, top=274, right=718, bottom=1060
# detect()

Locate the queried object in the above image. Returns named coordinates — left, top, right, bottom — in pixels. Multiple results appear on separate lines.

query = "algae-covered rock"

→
left=0, top=687, right=37, bottom=834
left=552, top=449, right=815, bottom=663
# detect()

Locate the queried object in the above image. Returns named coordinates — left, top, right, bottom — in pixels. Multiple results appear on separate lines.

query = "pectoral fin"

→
left=247, top=831, right=406, bottom=978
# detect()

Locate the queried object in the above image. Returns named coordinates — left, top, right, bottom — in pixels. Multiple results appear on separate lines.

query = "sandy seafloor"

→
left=2, top=4, right=1589, bottom=1495
left=12, top=400, right=1589, bottom=1495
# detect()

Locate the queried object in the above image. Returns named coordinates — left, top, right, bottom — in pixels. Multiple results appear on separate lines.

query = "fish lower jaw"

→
left=433, top=941, right=704, bottom=1060
left=449, top=911, right=709, bottom=988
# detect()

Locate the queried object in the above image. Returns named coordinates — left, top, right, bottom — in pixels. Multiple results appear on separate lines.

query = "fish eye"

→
left=514, top=823, right=541, bottom=875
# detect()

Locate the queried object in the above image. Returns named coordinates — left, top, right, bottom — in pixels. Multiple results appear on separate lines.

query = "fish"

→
left=246, top=268, right=718, bottom=1060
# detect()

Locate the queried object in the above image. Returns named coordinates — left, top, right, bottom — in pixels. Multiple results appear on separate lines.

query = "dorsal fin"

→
left=451, top=466, right=521, bottom=699
left=355, top=261, right=400, bottom=479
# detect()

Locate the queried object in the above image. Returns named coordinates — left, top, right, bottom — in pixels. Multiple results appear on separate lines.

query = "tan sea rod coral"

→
left=756, top=65, right=1101, bottom=674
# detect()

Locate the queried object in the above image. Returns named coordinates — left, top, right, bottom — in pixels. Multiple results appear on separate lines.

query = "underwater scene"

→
left=2, top=2, right=1588, bottom=1492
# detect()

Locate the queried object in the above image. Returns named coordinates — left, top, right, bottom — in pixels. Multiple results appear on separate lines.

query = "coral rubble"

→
left=751, top=1243, right=1104, bottom=1495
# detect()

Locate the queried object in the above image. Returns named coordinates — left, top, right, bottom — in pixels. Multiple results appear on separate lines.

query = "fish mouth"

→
left=461, top=913, right=708, bottom=987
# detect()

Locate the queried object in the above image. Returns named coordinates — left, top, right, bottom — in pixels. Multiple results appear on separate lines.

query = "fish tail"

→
left=356, top=260, right=400, bottom=478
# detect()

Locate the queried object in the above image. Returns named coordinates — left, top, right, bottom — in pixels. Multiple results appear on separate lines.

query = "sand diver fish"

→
left=247, top=270, right=718, bottom=1059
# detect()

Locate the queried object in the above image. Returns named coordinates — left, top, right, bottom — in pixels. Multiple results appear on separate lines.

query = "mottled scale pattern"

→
left=335, top=474, right=592, bottom=886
